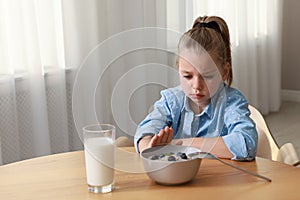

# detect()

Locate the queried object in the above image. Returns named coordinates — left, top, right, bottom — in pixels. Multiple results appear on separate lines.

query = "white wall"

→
left=282, top=0, right=300, bottom=91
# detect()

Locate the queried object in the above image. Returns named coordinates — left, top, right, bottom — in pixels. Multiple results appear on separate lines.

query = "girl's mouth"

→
left=191, top=94, right=205, bottom=99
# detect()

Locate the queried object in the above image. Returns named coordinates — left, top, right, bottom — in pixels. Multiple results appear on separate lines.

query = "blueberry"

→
left=180, top=153, right=188, bottom=159
left=150, top=155, right=159, bottom=160
left=158, top=154, right=165, bottom=159
left=168, top=156, right=176, bottom=161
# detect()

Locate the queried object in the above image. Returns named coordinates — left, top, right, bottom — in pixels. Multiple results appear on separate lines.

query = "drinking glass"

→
left=83, top=124, right=115, bottom=193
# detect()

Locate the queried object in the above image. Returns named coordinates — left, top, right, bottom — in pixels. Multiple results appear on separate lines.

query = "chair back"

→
left=115, top=136, right=134, bottom=147
left=248, top=105, right=279, bottom=160
left=278, top=143, right=300, bottom=166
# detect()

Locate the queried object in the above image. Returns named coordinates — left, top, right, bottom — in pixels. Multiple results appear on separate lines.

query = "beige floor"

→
left=264, top=101, right=300, bottom=156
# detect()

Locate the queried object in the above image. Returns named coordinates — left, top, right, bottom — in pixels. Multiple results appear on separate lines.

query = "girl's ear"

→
left=222, top=63, right=231, bottom=81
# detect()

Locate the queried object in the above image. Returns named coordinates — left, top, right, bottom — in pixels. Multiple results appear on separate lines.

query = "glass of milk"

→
left=83, top=124, right=115, bottom=193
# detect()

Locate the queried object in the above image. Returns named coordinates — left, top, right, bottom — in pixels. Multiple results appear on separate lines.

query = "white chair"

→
left=115, top=136, right=134, bottom=147
left=249, top=105, right=300, bottom=167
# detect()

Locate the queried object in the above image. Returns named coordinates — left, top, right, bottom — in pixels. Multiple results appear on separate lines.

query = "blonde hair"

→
left=177, top=16, right=233, bottom=86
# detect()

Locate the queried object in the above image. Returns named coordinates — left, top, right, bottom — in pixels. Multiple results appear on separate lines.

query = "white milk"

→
left=84, top=137, right=115, bottom=186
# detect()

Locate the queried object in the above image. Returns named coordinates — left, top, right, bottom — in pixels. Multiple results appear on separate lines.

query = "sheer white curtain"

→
left=0, top=0, right=282, bottom=164
left=0, top=0, right=72, bottom=164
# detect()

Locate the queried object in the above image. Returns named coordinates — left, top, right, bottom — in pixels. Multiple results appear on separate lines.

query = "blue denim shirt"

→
left=134, top=84, right=258, bottom=160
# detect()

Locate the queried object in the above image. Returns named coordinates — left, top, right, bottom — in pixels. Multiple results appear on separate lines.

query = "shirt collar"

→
left=182, top=96, right=212, bottom=118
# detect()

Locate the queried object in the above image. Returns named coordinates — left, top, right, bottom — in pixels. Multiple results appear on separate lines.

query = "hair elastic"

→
left=198, top=21, right=222, bottom=34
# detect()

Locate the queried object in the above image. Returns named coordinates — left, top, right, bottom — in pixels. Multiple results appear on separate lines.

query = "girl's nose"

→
left=192, top=76, right=205, bottom=90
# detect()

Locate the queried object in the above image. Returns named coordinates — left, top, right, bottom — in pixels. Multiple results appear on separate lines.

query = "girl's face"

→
left=178, top=50, right=228, bottom=112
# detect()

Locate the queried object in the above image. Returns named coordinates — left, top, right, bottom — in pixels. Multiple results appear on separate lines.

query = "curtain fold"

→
left=0, top=0, right=282, bottom=164
left=0, top=0, right=70, bottom=163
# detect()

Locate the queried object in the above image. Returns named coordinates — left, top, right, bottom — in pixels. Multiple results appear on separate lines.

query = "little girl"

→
left=134, top=16, right=258, bottom=160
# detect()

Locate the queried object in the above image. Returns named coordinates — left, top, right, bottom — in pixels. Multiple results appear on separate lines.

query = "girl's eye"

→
left=183, top=75, right=192, bottom=79
left=203, top=75, right=214, bottom=80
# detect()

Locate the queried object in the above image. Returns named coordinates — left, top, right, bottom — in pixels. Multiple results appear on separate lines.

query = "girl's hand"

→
left=138, top=127, right=182, bottom=152
left=149, top=126, right=174, bottom=147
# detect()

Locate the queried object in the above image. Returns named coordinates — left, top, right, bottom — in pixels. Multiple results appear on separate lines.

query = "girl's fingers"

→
left=166, top=127, right=174, bottom=143
left=149, top=134, right=158, bottom=147
left=156, top=129, right=164, bottom=145
left=159, top=127, right=174, bottom=145
left=150, top=127, right=174, bottom=148
left=160, top=127, right=170, bottom=144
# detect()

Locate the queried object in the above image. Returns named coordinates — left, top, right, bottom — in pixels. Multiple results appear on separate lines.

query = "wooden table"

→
left=0, top=148, right=300, bottom=200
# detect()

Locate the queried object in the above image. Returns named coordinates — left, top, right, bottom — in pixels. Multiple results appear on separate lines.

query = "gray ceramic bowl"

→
left=140, top=145, right=202, bottom=185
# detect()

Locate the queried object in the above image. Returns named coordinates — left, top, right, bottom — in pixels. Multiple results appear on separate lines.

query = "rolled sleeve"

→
left=223, top=90, right=258, bottom=160
left=223, top=133, right=248, bottom=160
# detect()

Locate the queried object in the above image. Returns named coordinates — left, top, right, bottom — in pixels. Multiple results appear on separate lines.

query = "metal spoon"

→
left=188, top=152, right=272, bottom=182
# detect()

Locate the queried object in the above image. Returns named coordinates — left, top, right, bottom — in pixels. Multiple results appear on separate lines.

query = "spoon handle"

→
left=188, top=152, right=272, bottom=182
left=212, top=155, right=272, bottom=182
